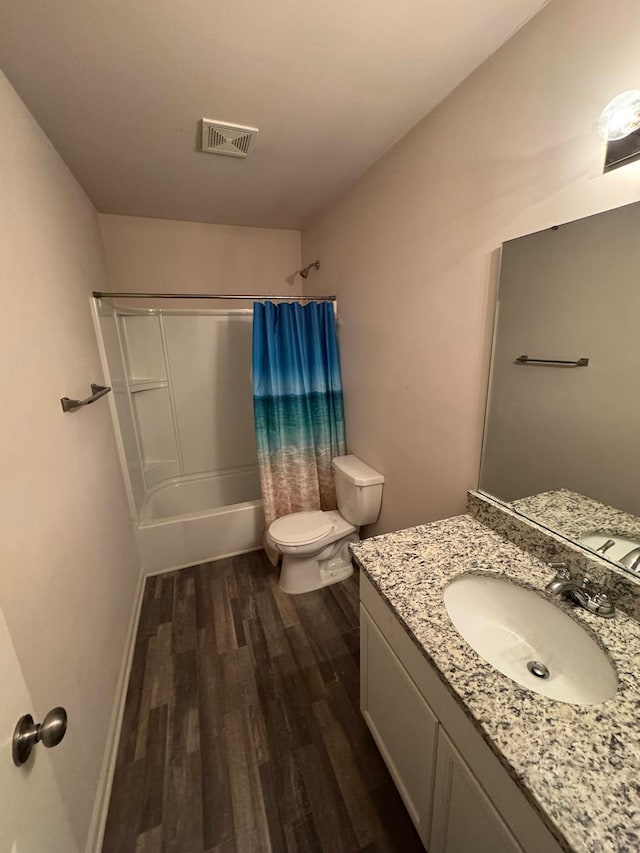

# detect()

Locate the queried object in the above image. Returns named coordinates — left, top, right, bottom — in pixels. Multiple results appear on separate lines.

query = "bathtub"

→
left=136, top=468, right=264, bottom=573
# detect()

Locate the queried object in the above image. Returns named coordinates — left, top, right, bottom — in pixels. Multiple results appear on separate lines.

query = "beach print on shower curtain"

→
left=252, top=300, right=346, bottom=528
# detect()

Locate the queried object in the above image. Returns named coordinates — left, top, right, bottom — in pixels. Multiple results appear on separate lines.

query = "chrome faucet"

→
left=620, top=546, right=640, bottom=573
left=545, top=563, right=578, bottom=596
left=545, top=563, right=615, bottom=619
left=596, top=538, right=616, bottom=555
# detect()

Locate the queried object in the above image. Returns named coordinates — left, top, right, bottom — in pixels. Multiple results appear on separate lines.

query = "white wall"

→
left=302, top=0, right=640, bottom=536
left=99, top=213, right=301, bottom=301
left=0, top=70, right=140, bottom=849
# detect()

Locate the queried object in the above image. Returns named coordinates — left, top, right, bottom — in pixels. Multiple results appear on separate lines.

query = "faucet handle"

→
left=591, top=590, right=616, bottom=618
left=578, top=575, right=598, bottom=597
left=548, top=561, right=571, bottom=578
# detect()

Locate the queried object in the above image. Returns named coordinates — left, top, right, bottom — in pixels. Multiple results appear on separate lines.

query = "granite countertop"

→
left=512, top=489, right=640, bottom=544
left=351, top=514, right=640, bottom=853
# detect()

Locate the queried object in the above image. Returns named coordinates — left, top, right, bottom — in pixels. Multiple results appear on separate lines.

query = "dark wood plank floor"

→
left=102, top=550, right=424, bottom=852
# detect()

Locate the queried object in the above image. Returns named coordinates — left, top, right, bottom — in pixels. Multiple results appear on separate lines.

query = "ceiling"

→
left=0, top=0, right=548, bottom=229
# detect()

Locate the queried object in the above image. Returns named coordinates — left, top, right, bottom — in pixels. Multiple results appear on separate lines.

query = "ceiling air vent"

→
left=200, top=119, right=259, bottom=158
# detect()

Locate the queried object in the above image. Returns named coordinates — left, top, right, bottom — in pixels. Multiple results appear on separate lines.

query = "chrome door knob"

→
left=12, top=707, right=67, bottom=766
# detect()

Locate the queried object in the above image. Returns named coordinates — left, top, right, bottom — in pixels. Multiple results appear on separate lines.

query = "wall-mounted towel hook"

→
left=61, top=383, right=111, bottom=413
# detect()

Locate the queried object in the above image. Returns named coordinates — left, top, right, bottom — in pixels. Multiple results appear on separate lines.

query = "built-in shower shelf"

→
left=129, top=379, right=168, bottom=392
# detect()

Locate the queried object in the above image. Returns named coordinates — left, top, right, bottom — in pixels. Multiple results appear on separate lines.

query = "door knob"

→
left=12, top=707, right=67, bottom=766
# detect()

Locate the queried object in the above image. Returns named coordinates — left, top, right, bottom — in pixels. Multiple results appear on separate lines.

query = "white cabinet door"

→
left=360, top=604, right=437, bottom=847
left=431, top=729, right=524, bottom=853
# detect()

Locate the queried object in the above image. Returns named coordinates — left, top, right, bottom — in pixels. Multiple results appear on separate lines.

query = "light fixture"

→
left=597, top=90, right=640, bottom=141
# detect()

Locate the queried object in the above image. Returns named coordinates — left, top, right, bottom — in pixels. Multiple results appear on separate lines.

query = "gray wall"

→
left=481, top=201, right=640, bottom=515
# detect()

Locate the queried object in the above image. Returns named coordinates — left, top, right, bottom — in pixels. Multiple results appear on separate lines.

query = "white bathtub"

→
left=136, top=469, right=264, bottom=573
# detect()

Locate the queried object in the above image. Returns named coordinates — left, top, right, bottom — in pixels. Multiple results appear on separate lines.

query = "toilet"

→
left=266, top=454, right=384, bottom=594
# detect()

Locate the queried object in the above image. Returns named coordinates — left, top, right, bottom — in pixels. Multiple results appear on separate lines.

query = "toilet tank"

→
left=333, top=455, right=384, bottom=526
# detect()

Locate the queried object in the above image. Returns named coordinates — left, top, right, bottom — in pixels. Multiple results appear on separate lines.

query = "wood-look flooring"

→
left=102, top=550, right=424, bottom=852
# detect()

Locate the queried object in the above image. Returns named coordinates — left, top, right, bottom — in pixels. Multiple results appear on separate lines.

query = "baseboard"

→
left=85, top=568, right=147, bottom=853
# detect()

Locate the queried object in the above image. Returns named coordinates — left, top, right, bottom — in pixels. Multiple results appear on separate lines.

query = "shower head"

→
left=300, top=260, right=320, bottom=279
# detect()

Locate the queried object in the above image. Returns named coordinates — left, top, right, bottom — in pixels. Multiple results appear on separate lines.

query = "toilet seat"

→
left=269, top=511, right=334, bottom=547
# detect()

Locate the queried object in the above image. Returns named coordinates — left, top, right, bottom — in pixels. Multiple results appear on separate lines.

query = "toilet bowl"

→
left=266, top=455, right=384, bottom=594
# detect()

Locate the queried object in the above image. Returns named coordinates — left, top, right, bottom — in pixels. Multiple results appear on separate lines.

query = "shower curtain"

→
left=252, top=300, right=346, bottom=529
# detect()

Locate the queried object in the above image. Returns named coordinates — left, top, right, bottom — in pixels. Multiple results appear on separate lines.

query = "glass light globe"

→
left=598, top=90, right=640, bottom=141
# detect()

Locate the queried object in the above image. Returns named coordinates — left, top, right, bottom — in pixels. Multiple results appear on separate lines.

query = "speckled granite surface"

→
left=352, top=515, right=640, bottom=853
left=468, top=491, right=640, bottom=624
left=512, top=489, right=640, bottom=548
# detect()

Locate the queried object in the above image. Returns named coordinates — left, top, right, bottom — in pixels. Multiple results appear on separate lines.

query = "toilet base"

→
left=278, top=532, right=358, bottom=594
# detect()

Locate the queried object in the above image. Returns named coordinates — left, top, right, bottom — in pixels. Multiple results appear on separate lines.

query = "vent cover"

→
left=200, top=119, right=259, bottom=158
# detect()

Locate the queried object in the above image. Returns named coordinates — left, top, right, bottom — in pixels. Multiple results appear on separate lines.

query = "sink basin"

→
left=443, top=573, right=618, bottom=705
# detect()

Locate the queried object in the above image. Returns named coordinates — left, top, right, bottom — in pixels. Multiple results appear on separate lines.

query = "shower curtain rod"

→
left=92, top=291, right=336, bottom=302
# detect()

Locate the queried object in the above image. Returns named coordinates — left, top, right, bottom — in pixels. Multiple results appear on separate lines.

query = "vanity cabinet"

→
left=359, top=574, right=563, bottom=853
left=430, top=730, right=522, bottom=853
left=360, top=605, right=438, bottom=846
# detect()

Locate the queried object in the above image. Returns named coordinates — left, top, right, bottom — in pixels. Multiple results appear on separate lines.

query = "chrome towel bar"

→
left=61, top=383, right=111, bottom=413
left=515, top=355, right=589, bottom=367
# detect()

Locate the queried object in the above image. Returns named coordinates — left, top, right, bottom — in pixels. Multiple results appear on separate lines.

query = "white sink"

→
left=443, top=573, right=618, bottom=705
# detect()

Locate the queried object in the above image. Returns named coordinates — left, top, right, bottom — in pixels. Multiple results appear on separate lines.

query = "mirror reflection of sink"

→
left=443, top=573, right=618, bottom=706
left=578, top=531, right=640, bottom=574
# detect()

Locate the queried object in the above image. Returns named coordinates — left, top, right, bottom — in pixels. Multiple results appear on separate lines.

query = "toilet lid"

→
left=270, top=511, right=333, bottom=546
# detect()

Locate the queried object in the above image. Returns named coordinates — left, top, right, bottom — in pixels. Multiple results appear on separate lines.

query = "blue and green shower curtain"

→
left=252, top=301, right=346, bottom=527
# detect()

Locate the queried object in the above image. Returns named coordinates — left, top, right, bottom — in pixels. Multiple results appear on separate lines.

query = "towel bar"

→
left=515, top=355, right=589, bottom=367
left=61, top=383, right=111, bottom=413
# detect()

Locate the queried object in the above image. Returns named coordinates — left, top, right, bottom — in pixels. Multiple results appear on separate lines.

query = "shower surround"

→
left=94, top=302, right=264, bottom=572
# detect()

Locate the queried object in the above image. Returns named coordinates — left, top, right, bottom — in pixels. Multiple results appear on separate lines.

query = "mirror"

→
left=480, top=199, right=640, bottom=578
